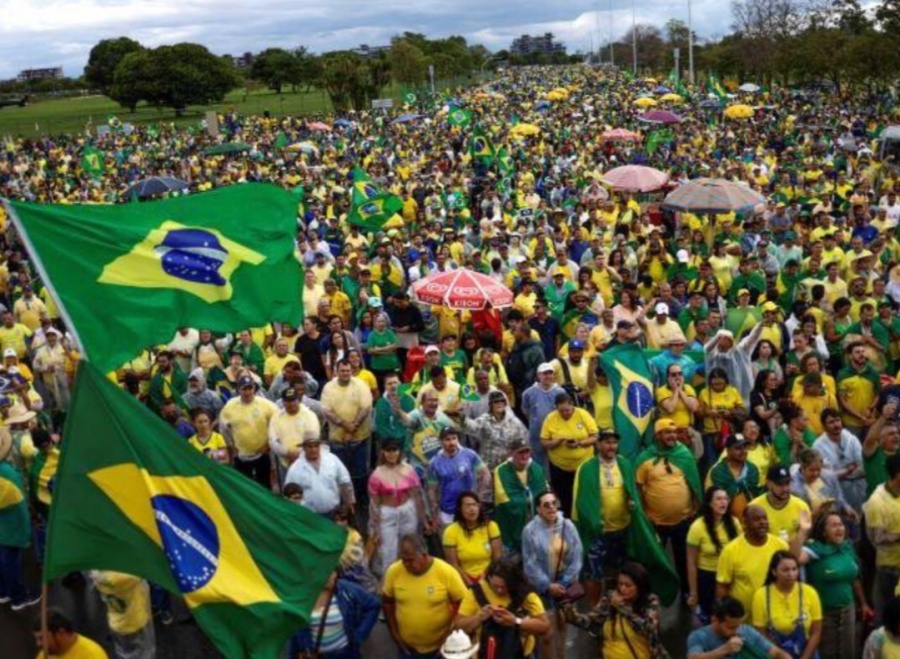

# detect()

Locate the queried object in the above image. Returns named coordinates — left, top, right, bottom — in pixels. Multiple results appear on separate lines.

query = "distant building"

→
left=510, top=33, right=566, bottom=56
left=16, top=67, right=63, bottom=82
left=229, top=52, right=254, bottom=70
left=351, top=44, right=389, bottom=59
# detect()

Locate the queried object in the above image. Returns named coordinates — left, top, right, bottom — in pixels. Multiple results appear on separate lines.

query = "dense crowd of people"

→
left=4, top=64, right=900, bottom=658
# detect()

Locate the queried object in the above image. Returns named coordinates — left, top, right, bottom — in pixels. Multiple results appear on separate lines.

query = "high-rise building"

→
left=510, top=33, right=566, bottom=56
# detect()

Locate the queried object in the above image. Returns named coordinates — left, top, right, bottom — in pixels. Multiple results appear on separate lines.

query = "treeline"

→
left=601, top=0, right=900, bottom=92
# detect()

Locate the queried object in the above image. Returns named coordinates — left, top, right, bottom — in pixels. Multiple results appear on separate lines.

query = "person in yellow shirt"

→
left=35, top=609, right=109, bottom=659
left=863, top=453, right=900, bottom=600
left=12, top=285, right=47, bottom=331
left=187, top=408, right=229, bottom=463
left=540, top=392, right=598, bottom=517
left=455, top=558, right=549, bottom=657
left=89, top=571, right=155, bottom=658
left=383, top=534, right=468, bottom=656
left=751, top=551, right=822, bottom=654
left=657, top=363, right=700, bottom=429
left=0, top=311, right=32, bottom=359
left=749, top=466, right=812, bottom=542
left=262, top=338, right=300, bottom=387
left=323, top=278, right=352, bottom=328
left=715, top=505, right=789, bottom=614
left=686, top=487, right=742, bottom=619
left=442, top=492, right=503, bottom=583
left=218, top=375, right=279, bottom=487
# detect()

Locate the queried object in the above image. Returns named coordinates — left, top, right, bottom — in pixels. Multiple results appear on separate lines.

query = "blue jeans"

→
left=0, top=544, right=27, bottom=605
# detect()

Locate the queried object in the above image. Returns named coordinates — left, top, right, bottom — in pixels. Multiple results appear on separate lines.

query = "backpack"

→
left=558, top=359, right=595, bottom=414
left=471, top=583, right=527, bottom=659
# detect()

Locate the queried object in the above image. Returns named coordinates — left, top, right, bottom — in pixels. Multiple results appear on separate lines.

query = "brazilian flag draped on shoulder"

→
left=347, top=167, right=403, bottom=231
left=5, top=184, right=301, bottom=374
left=46, top=362, right=347, bottom=658
left=448, top=107, right=473, bottom=128
left=469, top=126, right=496, bottom=166
left=573, top=454, right=679, bottom=606
left=599, top=343, right=655, bottom=459
left=497, top=147, right=515, bottom=176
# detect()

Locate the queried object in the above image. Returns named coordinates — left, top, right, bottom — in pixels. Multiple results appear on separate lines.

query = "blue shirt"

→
left=521, top=384, right=565, bottom=445
left=687, top=624, right=773, bottom=657
left=427, top=448, right=484, bottom=514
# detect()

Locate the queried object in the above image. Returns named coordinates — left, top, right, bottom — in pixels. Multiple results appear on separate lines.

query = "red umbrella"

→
left=637, top=110, right=681, bottom=124
left=601, top=128, right=639, bottom=141
left=308, top=121, right=332, bottom=132
left=601, top=165, right=669, bottom=192
left=412, top=268, right=513, bottom=310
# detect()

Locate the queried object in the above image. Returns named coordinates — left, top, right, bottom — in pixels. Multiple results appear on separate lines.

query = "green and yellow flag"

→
left=497, top=147, right=514, bottom=175
left=46, top=362, right=346, bottom=658
left=81, top=145, right=105, bottom=179
left=347, top=167, right=403, bottom=231
left=6, top=184, right=302, bottom=373
left=599, top=343, right=656, bottom=459
left=448, top=107, right=473, bottom=128
left=469, top=127, right=496, bottom=166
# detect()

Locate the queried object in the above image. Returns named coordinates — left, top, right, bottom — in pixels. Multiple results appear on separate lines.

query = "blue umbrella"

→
left=392, top=113, right=423, bottom=124
left=535, top=100, right=552, bottom=110
left=699, top=99, right=722, bottom=109
left=124, top=176, right=188, bottom=200
left=653, top=85, right=672, bottom=94
left=334, top=119, right=353, bottom=127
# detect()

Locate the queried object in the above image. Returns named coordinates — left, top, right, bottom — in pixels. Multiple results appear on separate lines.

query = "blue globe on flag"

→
left=626, top=381, right=654, bottom=418
left=152, top=494, right=220, bottom=593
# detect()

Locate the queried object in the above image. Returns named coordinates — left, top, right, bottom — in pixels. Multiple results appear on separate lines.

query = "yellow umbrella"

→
left=644, top=78, right=658, bottom=83
left=634, top=97, right=658, bottom=108
left=510, top=123, right=541, bottom=136
left=724, top=104, right=755, bottom=120
left=659, top=93, right=683, bottom=104
left=547, top=90, right=567, bottom=101
left=550, top=87, right=570, bottom=98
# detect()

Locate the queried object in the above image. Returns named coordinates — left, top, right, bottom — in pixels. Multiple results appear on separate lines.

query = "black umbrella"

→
left=125, top=176, right=188, bottom=200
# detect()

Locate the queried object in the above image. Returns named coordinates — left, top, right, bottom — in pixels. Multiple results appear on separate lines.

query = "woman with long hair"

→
left=442, top=491, right=503, bottom=585
left=798, top=506, right=873, bottom=659
left=752, top=551, right=822, bottom=659
left=751, top=340, right=784, bottom=389
left=741, top=419, right=776, bottom=489
left=698, top=367, right=746, bottom=473
left=352, top=310, right=374, bottom=367
left=749, top=369, right=781, bottom=440
left=323, top=330, right=347, bottom=380
left=454, top=557, right=551, bottom=658
left=187, top=408, right=230, bottom=464
left=686, top=487, right=741, bottom=622
left=367, top=439, right=426, bottom=576
left=564, top=562, right=669, bottom=658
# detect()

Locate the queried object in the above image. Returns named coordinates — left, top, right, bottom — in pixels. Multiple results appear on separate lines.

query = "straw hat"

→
left=6, top=404, right=36, bottom=426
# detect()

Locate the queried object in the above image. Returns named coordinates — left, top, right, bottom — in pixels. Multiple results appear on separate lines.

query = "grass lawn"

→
left=0, top=77, right=476, bottom=137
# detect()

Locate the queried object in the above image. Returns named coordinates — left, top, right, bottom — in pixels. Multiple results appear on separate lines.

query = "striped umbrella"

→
left=661, top=178, right=766, bottom=213
left=602, top=165, right=669, bottom=192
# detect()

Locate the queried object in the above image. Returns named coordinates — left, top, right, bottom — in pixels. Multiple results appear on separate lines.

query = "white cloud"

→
left=0, top=0, right=733, bottom=78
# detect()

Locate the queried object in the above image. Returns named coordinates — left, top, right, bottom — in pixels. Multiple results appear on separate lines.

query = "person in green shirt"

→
left=0, top=452, right=37, bottom=610
left=677, top=291, right=708, bottom=334
left=493, top=437, right=547, bottom=555
left=878, top=301, right=900, bottom=373
left=438, top=335, right=468, bottom=385
left=772, top=400, right=817, bottom=467
left=374, top=372, right=415, bottom=453
left=797, top=508, right=873, bottom=659
left=147, top=350, right=188, bottom=413
left=728, top=257, right=766, bottom=304
left=863, top=404, right=900, bottom=496
left=230, top=331, right=265, bottom=377
left=846, top=302, right=890, bottom=357
left=367, top=314, right=401, bottom=388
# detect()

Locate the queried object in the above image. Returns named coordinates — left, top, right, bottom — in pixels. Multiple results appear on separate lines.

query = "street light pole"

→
left=688, top=0, right=695, bottom=84
left=609, top=0, right=615, bottom=66
left=632, top=0, right=637, bottom=75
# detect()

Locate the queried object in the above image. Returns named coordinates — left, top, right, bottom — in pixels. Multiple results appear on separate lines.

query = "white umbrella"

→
left=739, top=83, right=760, bottom=93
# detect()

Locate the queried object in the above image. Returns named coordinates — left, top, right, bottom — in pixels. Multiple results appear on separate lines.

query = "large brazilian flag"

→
left=347, top=167, right=403, bottom=231
left=5, top=184, right=302, bottom=374
left=600, top=343, right=656, bottom=459
left=45, top=362, right=347, bottom=658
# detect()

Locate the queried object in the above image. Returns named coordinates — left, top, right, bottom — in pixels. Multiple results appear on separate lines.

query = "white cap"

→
left=441, top=630, right=479, bottom=659
left=676, top=249, right=689, bottom=263
left=515, top=255, right=529, bottom=264
left=537, top=362, right=555, bottom=374
left=3, top=349, right=16, bottom=358
left=424, top=345, right=440, bottom=355
left=655, top=302, right=670, bottom=315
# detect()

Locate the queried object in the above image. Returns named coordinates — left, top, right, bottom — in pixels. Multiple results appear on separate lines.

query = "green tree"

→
left=388, top=40, right=428, bottom=85
left=876, top=0, right=900, bottom=32
left=109, top=49, right=156, bottom=112
left=250, top=48, right=302, bottom=94
left=84, top=37, right=144, bottom=93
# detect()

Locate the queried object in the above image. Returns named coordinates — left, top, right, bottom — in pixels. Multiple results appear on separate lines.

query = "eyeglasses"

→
left=670, top=371, right=683, bottom=376
left=540, top=501, right=559, bottom=509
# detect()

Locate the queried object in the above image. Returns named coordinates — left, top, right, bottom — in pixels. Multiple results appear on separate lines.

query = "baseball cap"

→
left=537, top=362, right=555, bottom=374
left=282, top=388, right=298, bottom=402
left=616, top=320, right=634, bottom=330
left=654, top=418, right=678, bottom=433
left=237, top=375, right=255, bottom=389
left=508, top=437, right=531, bottom=453
left=439, top=426, right=459, bottom=440
left=424, top=345, right=440, bottom=355
left=2, top=348, right=15, bottom=358
left=488, top=391, right=507, bottom=404
left=737, top=288, right=750, bottom=297
left=655, top=302, right=670, bottom=316
left=599, top=429, right=620, bottom=440
left=724, top=434, right=749, bottom=449
left=762, top=301, right=779, bottom=313
left=569, top=339, right=585, bottom=350
left=676, top=249, right=689, bottom=263
left=766, top=465, right=791, bottom=484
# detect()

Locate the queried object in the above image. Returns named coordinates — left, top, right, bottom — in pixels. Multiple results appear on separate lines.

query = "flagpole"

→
left=1, top=198, right=88, bottom=362
left=40, top=581, right=49, bottom=658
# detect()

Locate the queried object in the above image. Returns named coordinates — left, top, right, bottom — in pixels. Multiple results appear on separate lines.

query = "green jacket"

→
left=0, top=461, right=31, bottom=547
left=148, top=364, right=188, bottom=412
left=493, top=459, right=547, bottom=554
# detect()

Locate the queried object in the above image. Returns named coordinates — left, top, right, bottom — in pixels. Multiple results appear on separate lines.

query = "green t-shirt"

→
left=440, top=349, right=468, bottom=383
left=865, top=448, right=897, bottom=496
left=804, top=540, right=859, bottom=610
left=772, top=426, right=817, bottom=467
left=368, top=329, right=401, bottom=371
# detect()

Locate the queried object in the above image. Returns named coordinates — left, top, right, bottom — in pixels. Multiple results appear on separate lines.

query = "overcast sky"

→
left=1, top=0, right=734, bottom=79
